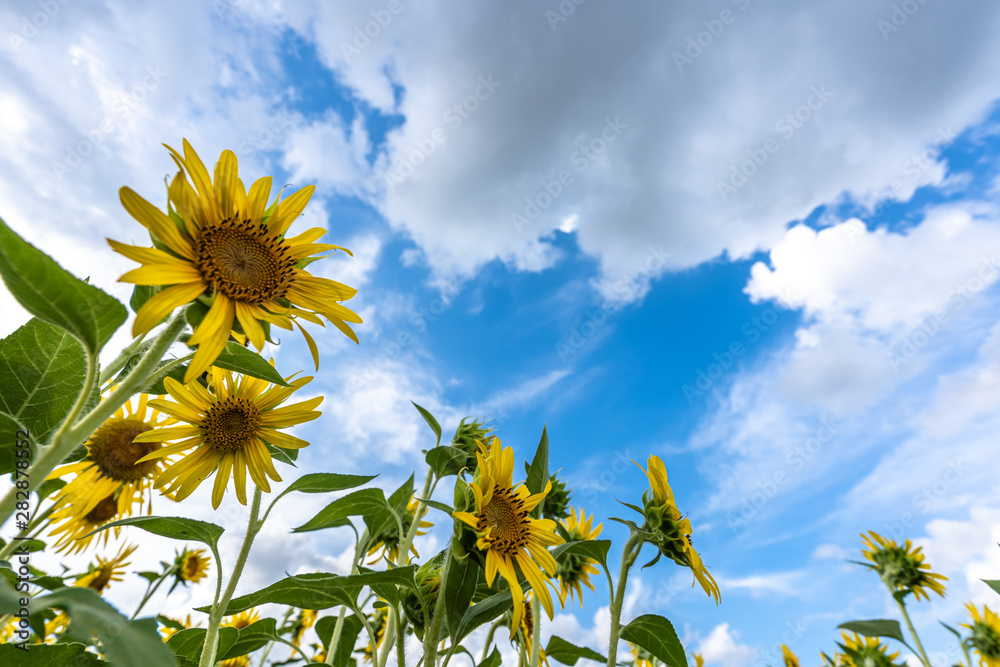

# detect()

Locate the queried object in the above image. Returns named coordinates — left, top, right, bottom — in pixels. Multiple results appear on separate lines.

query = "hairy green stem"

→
left=894, top=595, right=932, bottom=667
left=607, top=533, right=641, bottom=667
left=130, top=571, right=169, bottom=620
left=397, top=466, right=435, bottom=565
left=396, top=603, right=407, bottom=667
left=530, top=593, right=542, bottom=667
left=97, top=330, right=149, bottom=386
left=481, top=618, right=504, bottom=662
left=0, top=310, right=187, bottom=528
left=199, top=487, right=263, bottom=667
left=378, top=605, right=397, bottom=667
left=324, top=606, right=349, bottom=666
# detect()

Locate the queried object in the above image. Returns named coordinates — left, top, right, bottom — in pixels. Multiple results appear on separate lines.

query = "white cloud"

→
left=697, top=623, right=758, bottom=667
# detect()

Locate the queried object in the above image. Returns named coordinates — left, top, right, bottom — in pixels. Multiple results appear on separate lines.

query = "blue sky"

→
left=3, top=1, right=1000, bottom=665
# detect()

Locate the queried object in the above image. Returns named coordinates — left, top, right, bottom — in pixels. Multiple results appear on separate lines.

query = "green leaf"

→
left=620, top=614, right=687, bottom=667
left=837, top=620, right=908, bottom=645
left=212, top=342, right=288, bottom=386
left=317, top=613, right=364, bottom=667
left=365, top=475, right=414, bottom=540
left=525, top=425, right=550, bottom=497
left=0, top=216, right=127, bottom=354
left=294, top=488, right=388, bottom=533
left=168, top=626, right=239, bottom=662
left=454, top=591, right=512, bottom=645
left=219, top=618, right=278, bottom=660
left=344, top=566, right=418, bottom=607
left=940, top=622, right=964, bottom=641
left=426, top=446, right=468, bottom=478
left=131, top=285, right=157, bottom=315
left=274, top=473, right=377, bottom=505
left=145, top=362, right=188, bottom=395
left=443, top=550, right=480, bottom=640
left=418, top=498, right=455, bottom=515
left=545, top=636, right=608, bottom=666
left=0, top=642, right=109, bottom=665
left=550, top=539, right=612, bottom=570
left=214, top=569, right=416, bottom=616
left=265, top=442, right=298, bottom=467
left=0, top=319, right=88, bottom=446
left=983, top=580, right=1000, bottom=598
left=479, top=647, right=502, bottom=667
left=412, top=402, right=442, bottom=447
left=0, top=412, right=27, bottom=477
left=84, top=515, right=224, bottom=550
left=3, top=586, right=176, bottom=667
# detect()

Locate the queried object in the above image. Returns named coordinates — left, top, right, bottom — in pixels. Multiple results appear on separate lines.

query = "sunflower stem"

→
left=199, top=486, right=263, bottom=667
left=423, top=534, right=455, bottom=667
left=607, top=532, right=641, bottom=667
left=130, top=570, right=169, bottom=620
left=97, top=329, right=149, bottom=386
left=529, top=592, right=542, bottom=667
left=0, top=310, right=187, bottom=529
left=396, top=603, right=407, bottom=667
left=481, top=618, right=504, bottom=662
left=324, top=606, right=349, bottom=666
left=398, top=465, right=435, bottom=565
left=894, top=595, right=933, bottom=667
left=378, top=604, right=398, bottom=667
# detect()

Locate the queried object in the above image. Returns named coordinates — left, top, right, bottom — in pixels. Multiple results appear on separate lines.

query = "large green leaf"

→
left=0, top=412, right=27, bottom=477
left=837, top=620, right=908, bottom=645
left=620, top=614, right=687, bottom=667
left=0, top=319, right=88, bottom=446
left=213, top=342, right=288, bottom=386
left=84, top=515, right=224, bottom=550
left=443, top=551, right=480, bottom=640
left=545, top=636, right=607, bottom=666
left=479, top=647, right=502, bottom=667
left=0, top=217, right=126, bottom=354
left=274, top=473, right=377, bottom=505
left=0, top=586, right=176, bottom=667
left=167, top=627, right=239, bottom=662
left=525, top=426, right=550, bottom=500
left=317, top=613, right=364, bottom=667
left=454, top=591, right=512, bottom=645
left=412, top=401, right=442, bottom=447
left=426, top=446, right=467, bottom=478
left=551, top=539, right=612, bottom=570
left=218, top=617, right=278, bottom=660
left=213, top=569, right=415, bottom=616
left=294, top=488, right=388, bottom=533
left=365, top=475, right=414, bottom=540
left=0, top=642, right=109, bottom=665
left=983, top=579, right=1000, bottom=597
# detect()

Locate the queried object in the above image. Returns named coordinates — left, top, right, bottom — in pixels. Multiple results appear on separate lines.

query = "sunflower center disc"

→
left=481, top=485, right=528, bottom=555
left=203, top=397, right=261, bottom=452
left=196, top=218, right=295, bottom=304
left=84, top=493, right=119, bottom=524
left=89, top=418, right=162, bottom=482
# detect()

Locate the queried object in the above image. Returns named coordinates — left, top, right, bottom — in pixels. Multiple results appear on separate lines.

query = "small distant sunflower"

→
left=554, top=507, right=603, bottom=608
left=133, top=368, right=322, bottom=508
left=110, top=140, right=361, bottom=382
left=173, top=547, right=211, bottom=586
left=635, top=455, right=720, bottom=603
left=160, top=615, right=199, bottom=641
left=362, top=605, right=389, bottom=663
left=782, top=645, right=800, bottom=667
left=964, top=603, right=1000, bottom=667
left=860, top=531, right=947, bottom=601
left=630, top=642, right=655, bottom=667
left=367, top=495, right=433, bottom=564
left=514, top=593, right=549, bottom=666
left=693, top=653, right=705, bottom=667
left=453, top=437, right=564, bottom=634
left=219, top=609, right=261, bottom=667
left=291, top=608, right=318, bottom=648
left=46, top=394, right=173, bottom=553
left=74, top=543, right=137, bottom=594
left=311, top=646, right=328, bottom=663
left=836, top=632, right=906, bottom=667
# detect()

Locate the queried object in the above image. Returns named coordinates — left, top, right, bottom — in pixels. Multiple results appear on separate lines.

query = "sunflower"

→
left=110, top=140, right=362, bottom=382
left=74, top=543, right=137, bottom=594
left=630, top=642, right=655, bottom=667
left=132, top=367, right=322, bottom=508
left=836, top=632, right=906, bottom=667
left=173, top=547, right=211, bottom=586
left=860, top=531, right=947, bottom=601
left=46, top=394, right=173, bottom=553
left=964, top=603, right=1000, bottom=667
left=554, top=507, right=603, bottom=608
left=453, top=437, right=564, bottom=634
left=160, top=615, right=199, bottom=641
left=635, top=455, right=720, bottom=603
left=219, top=608, right=260, bottom=667
left=367, top=495, right=433, bottom=565
left=782, top=645, right=800, bottom=667
left=291, top=608, right=318, bottom=647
